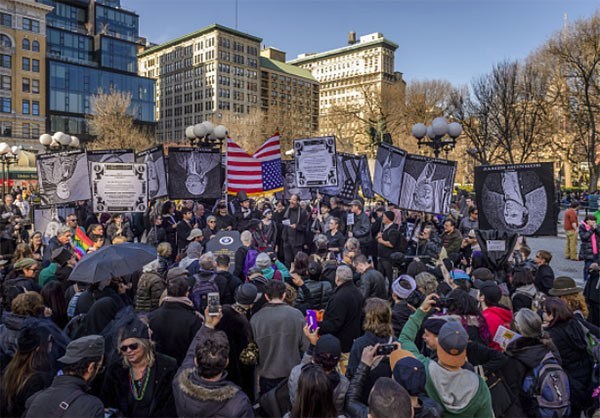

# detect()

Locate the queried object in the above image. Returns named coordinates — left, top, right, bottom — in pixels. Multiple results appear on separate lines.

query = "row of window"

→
left=21, top=38, right=41, bottom=52
left=0, top=122, right=41, bottom=139
left=0, top=75, right=40, bottom=93
left=22, top=99, right=40, bottom=115
left=22, top=58, right=40, bottom=72
left=0, top=13, right=40, bottom=33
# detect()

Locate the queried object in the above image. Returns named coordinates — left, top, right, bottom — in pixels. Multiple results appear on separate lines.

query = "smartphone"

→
left=306, top=309, right=318, bottom=332
left=207, top=292, right=220, bottom=316
left=376, top=343, right=396, bottom=356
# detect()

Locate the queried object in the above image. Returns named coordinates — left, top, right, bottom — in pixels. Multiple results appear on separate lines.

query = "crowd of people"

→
left=0, top=188, right=599, bottom=418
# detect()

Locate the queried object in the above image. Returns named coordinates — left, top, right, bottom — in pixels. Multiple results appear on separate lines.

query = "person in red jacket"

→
left=476, top=281, right=513, bottom=351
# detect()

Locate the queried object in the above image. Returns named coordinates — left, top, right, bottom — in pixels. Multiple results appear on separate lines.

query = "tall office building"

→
left=37, top=0, right=155, bottom=140
left=288, top=32, right=405, bottom=153
left=0, top=0, right=52, bottom=148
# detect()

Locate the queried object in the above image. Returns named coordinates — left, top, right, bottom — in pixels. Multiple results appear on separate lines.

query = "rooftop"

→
left=139, top=23, right=262, bottom=57
left=260, top=56, right=316, bottom=81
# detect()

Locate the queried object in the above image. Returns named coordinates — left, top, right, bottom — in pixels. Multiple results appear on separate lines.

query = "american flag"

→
left=226, top=135, right=284, bottom=195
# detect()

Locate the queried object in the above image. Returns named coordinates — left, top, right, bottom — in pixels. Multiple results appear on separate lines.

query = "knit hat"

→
left=383, top=211, right=395, bottom=222
left=406, top=261, right=427, bottom=278
left=17, top=326, right=45, bottom=354
left=391, top=275, right=416, bottom=299
left=475, top=280, right=502, bottom=304
left=314, top=334, right=341, bottom=359
left=471, top=267, right=495, bottom=281
left=120, top=320, right=150, bottom=341
left=392, top=357, right=427, bottom=396
left=437, top=321, right=468, bottom=368
left=14, top=258, right=37, bottom=271
left=234, top=283, right=258, bottom=305
left=255, top=252, right=271, bottom=270
left=423, top=317, right=447, bottom=335
left=450, top=269, right=471, bottom=282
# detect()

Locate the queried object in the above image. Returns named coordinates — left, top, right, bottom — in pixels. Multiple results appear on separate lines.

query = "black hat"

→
left=315, top=334, right=341, bottom=359
left=406, top=260, right=427, bottom=278
left=121, top=321, right=150, bottom=341
left=549, top=276, right=583, bottom=296
left=476, top=281, right=502, bottom=304
left=237, top=191, right=249, bottom=202
left=17, top=326, right=46, bottom=353
left=58, top=335, right=105, bottom=364
left=393, top=357, right=427, bottom=396
left=52, top=247, right=73, bottom=266
left=235, top=283, right=258, bottom=305
left=471, top=267, right=495, bottom=282
left=383, top=211, right=395, bottom=222
left=423, top=317, right=447, bottom=335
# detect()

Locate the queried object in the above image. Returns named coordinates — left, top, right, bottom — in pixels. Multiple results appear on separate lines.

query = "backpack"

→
left=522, top=351, right=570, bottom=418
left=190, top=273, right=219, bottom=312
left=512, top=288, right=546, bottom=312
left=242, top=248, right=259, bottom=278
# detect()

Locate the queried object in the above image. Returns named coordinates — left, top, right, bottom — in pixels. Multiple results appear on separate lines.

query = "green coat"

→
left=38, top=263, right=57, bottom=287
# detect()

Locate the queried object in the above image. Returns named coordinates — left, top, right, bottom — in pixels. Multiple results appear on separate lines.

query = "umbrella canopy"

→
left=68, top=242, right=157, bottom=283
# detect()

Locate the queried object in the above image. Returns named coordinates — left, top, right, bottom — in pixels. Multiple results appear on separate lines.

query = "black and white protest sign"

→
left=91, top=162, right=148, bottom=213
left=319, top=153, right=361, bottom=203
left=373, top=142, right=407, bottom=205
left=37, top=149, right=91, bottom=205
left=398, top=154, right=456, bottom=214
left=136, top=145, right=167, bottom=200
left=475, top=163, right=557, bottom=236
left=86, top=149, right=135, bottom=164
left=359, top=155, right=375, bottom=199
left=166, top=147, right=222, bottom=199
left=282, top=160, right=312, bottom=200
left=294, top=136, right=337, bottom=187
left=33, top=205, right=73, bottom=243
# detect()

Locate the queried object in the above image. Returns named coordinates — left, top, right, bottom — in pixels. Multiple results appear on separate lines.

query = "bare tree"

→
left=87, top=88, right=155, bottom=151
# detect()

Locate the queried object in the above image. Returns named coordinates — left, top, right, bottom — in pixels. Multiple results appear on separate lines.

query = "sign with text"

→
left=294, top=136, right=337, bottom=187
left=91, top=162, right=147, bottom=213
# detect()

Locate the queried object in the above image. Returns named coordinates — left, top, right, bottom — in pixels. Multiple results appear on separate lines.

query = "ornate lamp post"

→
left=0, top=143, right=21, bottom=197
left=412, top=117, right=462, bottom=159
left=185, top=121, right=228, bottom=149
left=39, top=132, right=80, bottom=153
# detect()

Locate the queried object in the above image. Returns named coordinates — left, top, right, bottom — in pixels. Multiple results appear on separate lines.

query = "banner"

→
left=205, top=231, right=241, bottom=273
left=282, top=160, right=312, bottom=200
left=294, top=136, right=337, bottom=187
left=166, top=147, right=221, bottom=199
left=474, top=162, right=557, bottom=236
left=86, top=149, right=135, bottom=164
left=398, top=154, right=456, bottom=214
left=33, top=205, right=73, bottom=243
left=37, top=149, right=91, bottom=205
left=319, top=153, right=361, bottom=203
left=359, top=155, right=374, bottom=199
left=136, top=145, right=167, bottom=200
left=91, top=162, right=148, bottom=213
left=373, top=142, right=407, bottom=205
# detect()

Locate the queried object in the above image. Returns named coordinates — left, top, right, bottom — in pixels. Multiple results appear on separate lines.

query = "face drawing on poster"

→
left=413, top=163, right=436, bottom=211
left=373, top=144, right=405, bottom=205
left=175, top=151, right=220, bottom=196
left=381, top=153, right=393, bottom=198
left=502, top=171, right=529, bottom=228
left=144, top=153, right=164, bottom=198
left=39, top=154, right=82, bottom=201
left=398, top=157, right=455, bottom=214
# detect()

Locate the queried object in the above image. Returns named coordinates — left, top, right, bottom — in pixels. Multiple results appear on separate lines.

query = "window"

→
left=1, top=75, right=10, bottom=90
left=0, top=34, right=11, bottom=47
left=23, top=18, right=40, bottom=33
left=0, top=97, right=10, bottom=113
left=32, top=79, right=39, bottom=94
left=32, top=59, right=39, bottom=72
left=32, top=40, right=39, bottom=52
left=22, top=78, right=30, bottom=92
left=0, top=54, right=9, bottom=68
left=22, top=38, right=30, bottom=50
left=0, top=13, right=11, bottom=28
left=32, top=101, right=39, bottom=115
left=22, top=123, right=30, bottom=138
left=22, top=57, right=29, bottom=71
left=22, top=99, right=30, bottom=114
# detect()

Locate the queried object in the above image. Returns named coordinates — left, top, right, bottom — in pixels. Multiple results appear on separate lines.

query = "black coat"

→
left=281, top=206, right=308, bottom=248
left=578, top=222, right=600, bottom=261
left=176, top=220, right=193, bottom=253
left=392, top=301, right=414, bottom=337
left=149, top=300, right=202, bottom=365
left=101, top=352, right=177, bottom=418
left=215, top=271, right=243, bottom=306
left=534, top=264, right=554, bottom=294
left=295, top=279, right=333, bottom=312
left=319, top=280, right=364, bottom=353
left=358, top=268, right=388, bottom=300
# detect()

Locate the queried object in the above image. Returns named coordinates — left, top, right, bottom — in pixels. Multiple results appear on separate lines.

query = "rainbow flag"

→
left=74, top=228, right=94, bottom=259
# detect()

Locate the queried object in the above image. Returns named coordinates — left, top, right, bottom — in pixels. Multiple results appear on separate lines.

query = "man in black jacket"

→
left=318, top=265, right=363, bottom=374
left=348, top=200, right=371, bottom=256
left=354, top=254, right=388, bottom=300
left=176, top=208, right=195, bottom=255
left=24, top=335, right=105, bottom=418
left=234, top=191, right=259, bottom=232
left=281, top=194, right=308, bottom=267
left=376, top=210, right=403, bottom=283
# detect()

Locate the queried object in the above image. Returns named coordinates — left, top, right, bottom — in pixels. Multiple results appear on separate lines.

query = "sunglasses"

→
left=119, top=343, right=139, bottom=352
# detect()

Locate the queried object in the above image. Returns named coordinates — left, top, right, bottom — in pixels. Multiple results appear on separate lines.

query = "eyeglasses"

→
left=208, top=220, right=216, bottom=223
left=119, top=343, right=139, bottom=352
left=67, top=219, right=77, bottom=223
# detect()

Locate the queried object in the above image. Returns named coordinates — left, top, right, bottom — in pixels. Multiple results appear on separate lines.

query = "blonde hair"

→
left=363, top=298, right=393, bottom=337
left=11, top=292, right=43, bottom=316
left=157, top=242, right=172, bottom=258
left=560, top=293, right=589, bottom=319
left=120, top=338, right=155, bottom=368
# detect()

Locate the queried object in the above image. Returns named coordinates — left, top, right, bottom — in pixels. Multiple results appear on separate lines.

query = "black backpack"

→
left=190, top=273, right=219, bottom=312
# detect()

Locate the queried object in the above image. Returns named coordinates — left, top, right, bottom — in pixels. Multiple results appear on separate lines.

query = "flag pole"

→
left=224, top=137, right=228, bottom=206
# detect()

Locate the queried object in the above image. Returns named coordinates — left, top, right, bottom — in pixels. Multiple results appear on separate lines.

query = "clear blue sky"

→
left=127, top=0, right=598, bottom=87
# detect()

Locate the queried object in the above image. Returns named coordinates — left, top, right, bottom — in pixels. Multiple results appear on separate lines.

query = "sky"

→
left=127, top=0, right=598, bottom=87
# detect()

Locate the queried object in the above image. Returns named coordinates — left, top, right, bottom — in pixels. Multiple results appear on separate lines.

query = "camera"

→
left=405, top=289, right=425, bottom=308
left=433, top=296, right=454, bottom=309
left=376, top=343, right=396, bottom=356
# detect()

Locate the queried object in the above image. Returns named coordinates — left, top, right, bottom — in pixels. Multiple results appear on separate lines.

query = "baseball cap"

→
left=392, top=357, right=427, bottom=396
left=58, top=335, right=105, bottom=364
left=450, top=269, right=471, bottom=282
left=437, top=321, right=468, bottom=368
left=187, top=228, right=203, bottom=241
left=350, top=199, right=363, bottom=207
left=389, top=348, right=415, bottom=371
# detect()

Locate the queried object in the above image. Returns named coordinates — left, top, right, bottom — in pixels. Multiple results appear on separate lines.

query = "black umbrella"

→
left=69, top=242, right=157, bottom=283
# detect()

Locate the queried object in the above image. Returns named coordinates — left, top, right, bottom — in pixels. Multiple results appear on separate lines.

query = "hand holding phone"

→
left=306, top=309, right=318, bottom=332
left=376, top=343, right=396, bottom=356
left=207, top=292, right=220, bottom=316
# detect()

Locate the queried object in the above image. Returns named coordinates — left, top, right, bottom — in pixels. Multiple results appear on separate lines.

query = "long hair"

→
left=560, top=293, right=589, bottom=319
left=290, top=364, right=337, bottom=418
left=12, top=243, right=33, bottom=262
left=363, top=298, right=393, bottom=337
left=544, top=297, right=573, bottom=327
left=41, top=281, right=68, bottom=328
left=293, top=252, right=309, bottom=278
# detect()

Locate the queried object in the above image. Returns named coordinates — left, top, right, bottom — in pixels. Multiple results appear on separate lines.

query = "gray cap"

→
left=187, top=228, right=203, bottom=241
left=166, top=267, right=189, bottom=281
left=255, top=252, right=271, bottom=270
left=58, top=335, right=105, bottom=364
left=234, top=283, right=259, bottom=305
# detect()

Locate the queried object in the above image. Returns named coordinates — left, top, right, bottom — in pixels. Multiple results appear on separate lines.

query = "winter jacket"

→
left=399, top=309, right=494, bottom=418
left=295, top=279, right=333, bottom=312
left=41, top=236, right=71, bottom=267
left=24, top=375, right=104, bottom=418
left=351, top=211, right=371, bottom=246
left=441, top=229, right=462, bottom=256
left=318, top=280, right=364, bottom=353
left=288, top=347, right=349, bottom=415
left=1, top=371, right=52, bottom=418
left=233, top=246, right=250, bottom=279
left=252, top=221, right=276, bottom=251
left=173, top=326, right=254, bottom=418
left=148, top=299, right=202, bottom=365
left=0, top=311, right=28, bottom=372
left=135, top=270, right=165, bottom=312
left=214, top=270, right=243, bottom=306
left=482, top=306, right=513, bottom=351
left=358, top=268, right=388, bottom=300
left=377, top=223, right=404, bottom=259
left=281, top=206, right=308, bottom=248
left=101, top=352, right=178, bottom=418
left=250, top=302, right=309, bottom=379
left=392, top=300, right=415, bottom=337
left=579, top=221, right=600, bottom=261
left=2, top=275, right=41, bottom=297
left=534, top=264, right=554, bottom=295
left=510, top=284, right=537, bottom=312
left=419, top=233, right=442, bottom=260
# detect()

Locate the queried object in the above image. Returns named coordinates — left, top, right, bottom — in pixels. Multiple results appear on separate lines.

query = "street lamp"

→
left=39, top=132, right=81, bottom=153
left=412, top=117, right=462, bottom=159
left=185, top=121, right=228, bottom=149
left=0, top=142, right=21, bottom=197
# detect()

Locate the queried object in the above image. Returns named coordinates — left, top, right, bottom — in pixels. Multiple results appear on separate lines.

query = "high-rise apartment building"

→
left=0, top=0, right=52, bottom=148
left=288, top=32, right=405, bottom=153
left=37, top=0, right=155, bottom=140
left=138, top=24, right=262, bottom=143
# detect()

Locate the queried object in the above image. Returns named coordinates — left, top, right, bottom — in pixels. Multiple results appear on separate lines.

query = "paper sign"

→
left=486, top=240, right=506, bottom=252
left=493, top=325, right=521, bottom=350
left=282, top=219, right=291, bottom=226
left=346, top=213, right=355, bottom=226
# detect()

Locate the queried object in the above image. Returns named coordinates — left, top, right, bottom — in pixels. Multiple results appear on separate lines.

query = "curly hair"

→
left=560, top=293, right=589, bottom=318
left=363, top=298, right=393, bottom=337
left=11, top=292, right=43, bottom=317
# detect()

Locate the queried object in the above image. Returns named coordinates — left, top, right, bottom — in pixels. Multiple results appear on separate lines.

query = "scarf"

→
left=582, top=221, right=598, bottom=254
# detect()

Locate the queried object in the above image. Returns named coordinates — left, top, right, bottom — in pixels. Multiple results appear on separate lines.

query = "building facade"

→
left=37, top=0, right=155, bottom=140
left=0, top=0, right=52, bottom=149
left=259, top=47, right=318, bottom=142
left=288, top=32, right=405, bottom=154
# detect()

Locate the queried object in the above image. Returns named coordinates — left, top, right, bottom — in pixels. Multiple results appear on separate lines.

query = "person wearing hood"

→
left=179, top=239, right=203, bottom=270
left=173, top=316, right=255, bottom=418
left=255, top=251, right=283, bottom=281
left=135, top=259, right=166, bottom=313
left=509, top=267, right=538, bottom=312
left=476, top=281, right=513, bottom=351
left=398, top=293, right=493, bottom=418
